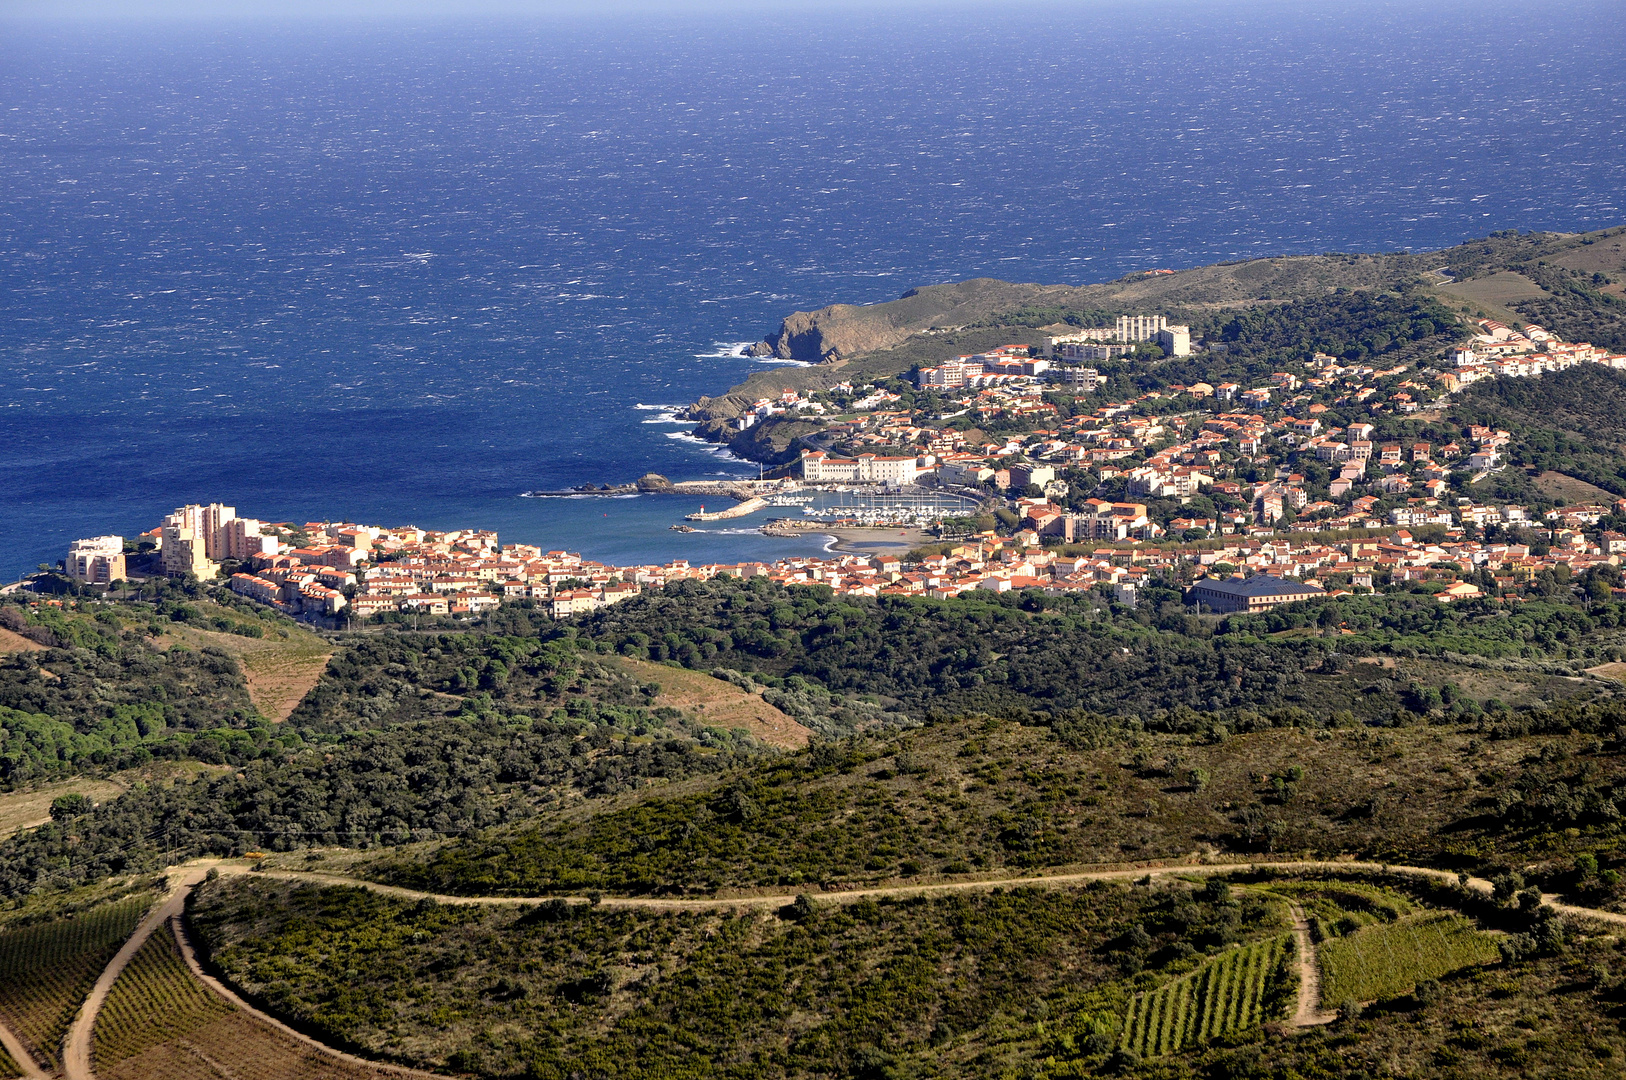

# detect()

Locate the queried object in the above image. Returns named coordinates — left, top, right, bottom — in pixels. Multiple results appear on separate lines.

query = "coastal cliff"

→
left=744, top=252, right=1423, bottom=363
left=698, top=228, right=1626, bottom=465
left=746, top=278, right=1089, bottom=362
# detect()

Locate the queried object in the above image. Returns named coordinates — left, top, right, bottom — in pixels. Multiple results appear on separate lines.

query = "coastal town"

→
left=43, top=311, right=1626, bottom=623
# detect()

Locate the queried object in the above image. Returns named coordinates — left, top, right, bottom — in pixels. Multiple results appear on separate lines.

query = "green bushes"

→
left=1119, top=934, right=1294, bottom=1057
left=188, top=877, right=1265, bottom=1080
left=1318, top=912, right=1499, bottom=1004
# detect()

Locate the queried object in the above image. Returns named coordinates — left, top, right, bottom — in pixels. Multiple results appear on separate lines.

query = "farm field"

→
left=0, top=896, right=150, bottom=1070
left=101, top=1008, right=404, bottom=1080
left=93, top=927, right=235, bottom=1069
left=161, top=621, right=331, bottom=723
left=0, top=1044, right=19, bottom=1079
left=1438, top=270, right=1552, bottom=305
left=1318, top=912, right=1499, bottom=1005
left=0, top=777, right=125, bottom=839
left=608, top=656, right=811, bottom=747
left=1119, top=933, right=1294, bottom=1058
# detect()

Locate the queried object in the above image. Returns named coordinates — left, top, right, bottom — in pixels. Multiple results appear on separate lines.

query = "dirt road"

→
left=1282, top=900, right=1337, bottom=1027
left=61, top=866, right=212, bottom=1080
left=46, top=854, right=1626, bottom=1080
left=168, top=918, right=435, bottom=1079
left=0, top=1017, right=47, bottom=1080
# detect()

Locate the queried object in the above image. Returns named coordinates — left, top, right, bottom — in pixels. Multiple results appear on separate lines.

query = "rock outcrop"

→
left=748, top=279, right=1077, bottom=362
left=745, top=253, right=1431, bottom=363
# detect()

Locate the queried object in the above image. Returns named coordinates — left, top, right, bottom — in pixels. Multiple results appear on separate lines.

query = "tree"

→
left=50, top=793, right=93, bottom=820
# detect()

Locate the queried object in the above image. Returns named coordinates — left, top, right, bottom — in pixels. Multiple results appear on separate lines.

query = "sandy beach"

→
left=807, top=526, right=938, bottom=556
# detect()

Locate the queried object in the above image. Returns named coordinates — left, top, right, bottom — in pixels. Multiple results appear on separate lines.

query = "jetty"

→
left=686, top=497, right=768, bottom=522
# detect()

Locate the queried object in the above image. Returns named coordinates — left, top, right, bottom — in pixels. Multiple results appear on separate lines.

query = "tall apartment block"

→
left=1116, top=315, right=1169, bottom=342
left=159, top=503, right=280, bottom=578
left=66, top=535, right=127, bottom=585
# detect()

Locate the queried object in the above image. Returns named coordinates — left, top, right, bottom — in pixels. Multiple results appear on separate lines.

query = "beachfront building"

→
left=799, top=450, right=921, bottom=485
left=157, top=502, right=283, bottom=577
left=66, top=536, right=126, bottom=585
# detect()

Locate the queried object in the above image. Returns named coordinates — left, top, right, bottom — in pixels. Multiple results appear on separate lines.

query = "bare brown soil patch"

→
left=161, top=627, right=331, bottom=723
left=0, top=779, right=125, bottom=839
left=609, top=657, right=811, bottom=748
left=0, top=628, right=44, bottom=655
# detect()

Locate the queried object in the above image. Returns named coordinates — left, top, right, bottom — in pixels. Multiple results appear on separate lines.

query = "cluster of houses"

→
left=61, top=485, right=1626, bottom=628
left=1437, top=320, right=1623, bottom=390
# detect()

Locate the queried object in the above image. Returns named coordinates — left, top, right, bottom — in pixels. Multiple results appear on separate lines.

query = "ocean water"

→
left=1, top=1, right=1623, bottom=579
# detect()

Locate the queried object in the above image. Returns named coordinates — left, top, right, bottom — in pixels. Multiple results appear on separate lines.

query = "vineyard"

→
left=0, top=1043, right=19, bottom=1079
left=1262, top=881, right=1412, bottom=939
left=1318, top=912, right=1499, bottom=1005
left=0, top=896, right=150, bottom=1070
left=1118, top=933, right=1294, bottom=1058
left=100, top=1009, right=404, bottom=1080
left=93, top=926, right=235, bottom=1069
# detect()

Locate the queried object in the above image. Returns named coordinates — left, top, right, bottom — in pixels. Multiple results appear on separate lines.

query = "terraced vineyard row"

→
left=94, top=926, right=236, bottom=1070
left=1120, top=934, right=1294, bottom=1058
left=1319, top=912, right=1499, bottom=1005
left=101, top=1010, right=404, bottom=1080
left=0, top=896, right=151, bottom=1070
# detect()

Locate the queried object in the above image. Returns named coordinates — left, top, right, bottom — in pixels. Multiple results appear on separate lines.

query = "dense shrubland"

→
left=188, top=874, right=1282, bottom=1080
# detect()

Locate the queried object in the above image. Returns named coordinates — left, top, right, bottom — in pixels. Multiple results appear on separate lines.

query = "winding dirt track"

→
left=0, top=1017, right=47, bottom=1080
left=62, top=866, right=212, bottom=1080
left=167, top=917, right=437, bottom=1079
left=1282, top=900, right=1337, bottom=1027
left=220, top=859, right=1626, bottom=926
left=54, top=857, right=1626, bottom=1077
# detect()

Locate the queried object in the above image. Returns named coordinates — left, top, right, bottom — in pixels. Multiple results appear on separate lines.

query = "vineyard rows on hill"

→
left=1318, top=912, right=1499, bottom=1005
left=93, top=926, right=235, bottom=1070
left=100, top=1009, right=402, bottom=1080
left=1120, top=933, right=1294, bottom=1058
left=0, top=896, right=149, bottom=1070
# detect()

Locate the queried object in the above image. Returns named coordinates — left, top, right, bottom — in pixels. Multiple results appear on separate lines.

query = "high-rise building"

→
left=158, top=503, right=281, bottom=576
left=160, top=511, right=216, bottom=579
left=66, top=536, right=126, bottom=585
left=1157, top=325, right=1192, bottom=356
left=1116, top=315, right=1169, bottom=342
left=223, top=517, right=279, bottom=560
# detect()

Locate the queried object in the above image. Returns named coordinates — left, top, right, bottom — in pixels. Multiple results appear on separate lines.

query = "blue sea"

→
left=2, top=1, right=1623, bottom=579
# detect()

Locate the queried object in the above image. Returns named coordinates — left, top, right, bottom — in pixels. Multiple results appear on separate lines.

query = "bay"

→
left=1, top=1, right=1622, bottom=578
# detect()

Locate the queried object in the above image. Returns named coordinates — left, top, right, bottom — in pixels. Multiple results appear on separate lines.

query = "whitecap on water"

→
left=693, top=342, right=755, bottom=359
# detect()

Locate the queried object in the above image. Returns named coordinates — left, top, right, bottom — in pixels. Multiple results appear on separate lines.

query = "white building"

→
left=67, top=536, right=126, bottom=585
left=1156, top=325, right=1192, bottom=357
left=1057, top=342, right=1131, bottom=362
left=1051, top=366, right=1102, bottom=390
left=800, top=451, right=921, bottom=485
left=1117, top=315, right=1169, bottom=343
